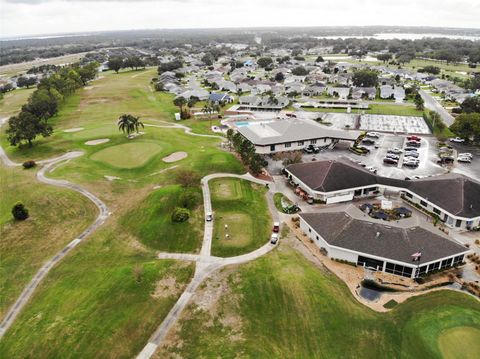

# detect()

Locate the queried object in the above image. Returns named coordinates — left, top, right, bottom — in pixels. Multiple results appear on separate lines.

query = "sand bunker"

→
left=85, top=138, right=110, bottom=146
left=104, top=175, right=120, bottom=181
left=63, top=127, right=84, bottom=133
left=162, top=151, right=188, bottom=163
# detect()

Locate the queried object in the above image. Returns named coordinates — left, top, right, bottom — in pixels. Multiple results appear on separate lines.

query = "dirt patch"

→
left=85, top=138, right=110, bottom=146
left=151, top=276, right=183, bottom=299
left=63, top=127, right=84, bottom=133
left=157, top=267, right=244, bottom=357
left=162, top=151, right=188, bottom=163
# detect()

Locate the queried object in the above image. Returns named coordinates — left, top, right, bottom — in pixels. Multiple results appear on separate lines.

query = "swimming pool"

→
left=235, top=121, right=250, bottom=127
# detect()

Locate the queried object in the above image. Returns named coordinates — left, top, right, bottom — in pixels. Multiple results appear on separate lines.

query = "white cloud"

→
left=0, top=0, right=479, bottom=38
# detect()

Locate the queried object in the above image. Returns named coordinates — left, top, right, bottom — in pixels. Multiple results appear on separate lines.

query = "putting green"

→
left=90, top=142, right=162, bottom=169
left=211, top=178, right=245, bottom=201
left=438, top=326, right=480, bottom=359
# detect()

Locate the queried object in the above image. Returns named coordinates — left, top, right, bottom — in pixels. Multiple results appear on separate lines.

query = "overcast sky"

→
left=1, top=0, right=479, bottom=38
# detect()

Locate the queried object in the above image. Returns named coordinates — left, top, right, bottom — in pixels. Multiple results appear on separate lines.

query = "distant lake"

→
left=316, top=33, right=480, bottom=41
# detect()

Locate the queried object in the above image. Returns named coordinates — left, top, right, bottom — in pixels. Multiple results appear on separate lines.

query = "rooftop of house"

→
left=299, top=210, right=468, bottom=265
left=286, top=160, right=480, bottom=219
left=237, top=119, right=359, bottom=146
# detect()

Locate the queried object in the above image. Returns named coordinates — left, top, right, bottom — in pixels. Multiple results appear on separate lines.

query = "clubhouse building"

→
left=286, top=160, right=480, bottom=230
left=300, top=207, right=469, bottom=279
left=236, top=118, right=359, bottom=154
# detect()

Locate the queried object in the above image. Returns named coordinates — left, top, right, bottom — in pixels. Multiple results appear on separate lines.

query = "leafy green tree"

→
left=450, top=113, right=480, bottom=143
left=419, top=66, right=440, bottom=75
left=257, top=57, right=273, bottom=69
left=12, top=202, right=29, bottom=221
left=414, top=93, right=425, bottom=110
left=24, top=88, right=59, bottom=119
left=460, top=95, right=480, bottom=113
left=107, top=57, right=123, bottom=73
left=76, top=62, right=99, bottom=85
left=377, top=53, right=393, bottom=63
left=201, top=53, right=214, bottom=66
left=16, top=76, right=37, bottom=89
left=315, top=56, right=324, bottom=62
left=291, top=66, right=309, bottom=76
left=6, top=111, right=52, bottom=147
left=274, top=72, right=285, bottom=82
left=352, top=69, right=378, bottom=87
left=171, top=207, right=190, bottom=223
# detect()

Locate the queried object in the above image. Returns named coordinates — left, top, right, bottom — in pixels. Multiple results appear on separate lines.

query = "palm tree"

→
left=117, top=114, right=144, bottom=137
left=203, top=101, right=219, bottom=128
left=173, top=96, right=187, bottom=119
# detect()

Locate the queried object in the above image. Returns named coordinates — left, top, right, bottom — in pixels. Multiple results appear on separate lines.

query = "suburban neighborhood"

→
left=0, top=6, right=480, bottom=359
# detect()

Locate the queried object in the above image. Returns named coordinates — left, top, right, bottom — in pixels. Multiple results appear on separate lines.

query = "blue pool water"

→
left=235, top=121, right=250, bottom=127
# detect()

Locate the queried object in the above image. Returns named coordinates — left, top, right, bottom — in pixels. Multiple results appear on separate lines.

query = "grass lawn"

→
left=438, top=326, right=480, bottom=359
left=90, top=142, right=163, bottom=169
left=210, top=178, right=271, bottom=257
left=160, top=246, right=480, bottom=359
left=0, top=88, right=35, bottom=118
left=121, top=185, right=203, bottom=253
left=0, top=222, right=195, bottom=358
left=0, top=68, right=244, bottom=355
left=0, top=165, right=96, bottom=318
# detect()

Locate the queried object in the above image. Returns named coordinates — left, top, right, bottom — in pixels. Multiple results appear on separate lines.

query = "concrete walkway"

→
left=0, top=120, right=110, bottom=339
left=136, top=173, right=279, bottom=359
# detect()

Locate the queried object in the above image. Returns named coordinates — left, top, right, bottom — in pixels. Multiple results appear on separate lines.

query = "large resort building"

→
left=236, top=118, right=359, bottom=154
left=286, top=160, right=480, bottom=230
left=299, top=207, right=469, bottom=279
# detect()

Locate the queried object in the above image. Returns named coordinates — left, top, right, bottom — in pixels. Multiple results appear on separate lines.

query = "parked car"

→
left=407, top=135, right=421, bottom=141
left=404, top=146, right=418, bottom=152
left=362, top=138, right=376, bottom=145
left=205, top=212, right=213, bottom=222
left=450, top=137, right=465, bottom=143
left=272, top=222, right=280, bottom=233
left=457, top=156, right=472, bottom=163
left=303, top=146, right=314, bottom=154
left=366, top=132, right=380, bottom=138
left=388, top=147, right=403, bottom=154
left=383, top=158, right=398, bottom=165
left=386, top=153, right=400, bottom=160
left=458, top=153, right=473, bottom=158
left=406, top=141, right=421, bottom=147
left=405, top=151, right=419, bottom=158
left=403, top=161, right=419, bottom=168
left=365, top=166, right=377, bottom=174
left=305, top=144, right=320, bottom=153
left=270, top=233, right=279, bottom=244
left=437, top=156, right=455, bottom=164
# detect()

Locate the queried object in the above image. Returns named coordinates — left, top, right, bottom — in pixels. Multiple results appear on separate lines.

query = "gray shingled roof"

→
left=237, top=119, right=359, bottom=146
left=287, top=160, right=480, bottom=219
left=300, top=212, right=468, bottom=264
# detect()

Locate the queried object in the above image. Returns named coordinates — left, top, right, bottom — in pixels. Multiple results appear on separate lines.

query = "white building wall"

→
left=255, top=138, right=334, bottom=154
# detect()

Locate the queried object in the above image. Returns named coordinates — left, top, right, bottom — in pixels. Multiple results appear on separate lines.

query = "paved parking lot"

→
left=266, top=134, right=480, bottom=181
left=302, top=113, right=431, bottom=135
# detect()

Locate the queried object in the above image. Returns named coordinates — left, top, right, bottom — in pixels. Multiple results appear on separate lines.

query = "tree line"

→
left=107, top=56, right=146, bottom=73
left=226, top=129, right=264, bottom=175
left=6, top=61, right=99, bottom=147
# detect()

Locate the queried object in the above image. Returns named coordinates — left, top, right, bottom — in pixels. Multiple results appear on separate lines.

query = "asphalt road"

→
left=419, top=89, right=455, bottom=127
left=136, top=173, right=279, bottom=359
